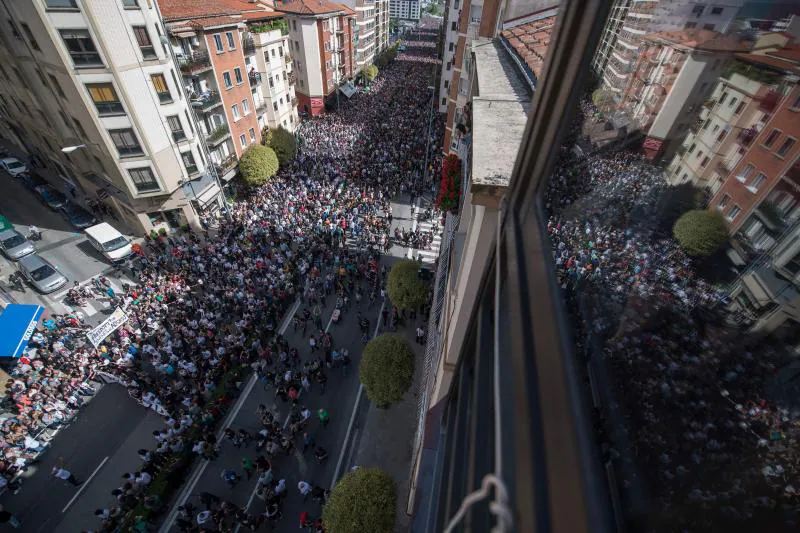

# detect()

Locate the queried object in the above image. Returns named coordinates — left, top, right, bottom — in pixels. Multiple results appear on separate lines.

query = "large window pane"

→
left=108, top=128, right=142, bottom=157
left=59, top=29, right=102, bottom=66
left=129, top=167, right=159, bottom=193
left=86, top=83, right=123, bottom=115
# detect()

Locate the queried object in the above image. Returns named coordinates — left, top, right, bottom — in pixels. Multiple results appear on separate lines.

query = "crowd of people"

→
left=546, top=100, right=800, bottom=530
left=0, top=30, right=443, bottom=532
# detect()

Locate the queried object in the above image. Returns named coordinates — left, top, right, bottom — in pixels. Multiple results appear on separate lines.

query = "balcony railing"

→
left=738, top=126, right=757, bottom=146
left=243, top=38, right=255, bottom=56
left=717, top=159, right=732, bottom=175
left=288, top=71, right=297, bottom=85
left=172, top=129, right=187, bottom=142
left=285, top=55, right=292, bottom=65
left=179, top=51, right=211, bottom=74
left=290, top=96, right=297, bottom=107
left=204, top=123, right=230, bottom=144
left=249, top=72, right=262, bottom=86
left=191, top=91, right=221, bottom=111
left=214, top=154, right=238, bottom=177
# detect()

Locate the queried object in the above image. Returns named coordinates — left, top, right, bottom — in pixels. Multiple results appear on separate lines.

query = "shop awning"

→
left=339, top=82, right=357, bottom=99
left=0, top=304, right=44, bottom=358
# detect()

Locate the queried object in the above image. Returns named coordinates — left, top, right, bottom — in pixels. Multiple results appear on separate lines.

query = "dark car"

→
left=34, top=184, right=67, bottom=210
left=58, top=201, right=97, bottom=229
left=21, top=173, right=46, bottom=190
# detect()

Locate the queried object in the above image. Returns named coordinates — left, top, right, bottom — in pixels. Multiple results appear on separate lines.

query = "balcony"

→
left=172, top=129, right=187, bottom=142
left=204, top=124, right=230, bottom=145
left=717, top=159, right=731, bottom=175
left=256, top=101, right=268, bottom=115
left=285, top=55, right=292, bottom=65
left=290, top=96, right=297, bottom=107
left=213, top=153, right=238, bottom=179
left=287, top=71, right=297, bottom=85
left=737, top=126, right=757, bottom=147
left=243, top=38, right=255, bottom=56
left=249, top=72, right=262, bottom=86
left=179, top=51, right=212, bottom=74
left=759, top=90, right=780, bottom=112
left=191, top=91, right=222, bottom=112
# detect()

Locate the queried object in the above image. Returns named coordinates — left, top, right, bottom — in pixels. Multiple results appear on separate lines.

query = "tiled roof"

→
left=500, top=16, right=556, bottom=79
left=276, top=0, right=347, bottom=16
left=188, top=15, right=243, bottom=30
left=734, top=51, right=800, bottom=76
left=241, top=10, right=284, bottom=21
left=159, top=0, right=238, bottom=21
left=335, top=3, right=356, bottom=16
left=770, top=44, right=800, bottom=62
left=645, top=29, right=752, bottom=52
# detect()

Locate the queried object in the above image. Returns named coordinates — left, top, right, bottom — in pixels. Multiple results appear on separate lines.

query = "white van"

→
left=84, top=222, right=133, bottom=262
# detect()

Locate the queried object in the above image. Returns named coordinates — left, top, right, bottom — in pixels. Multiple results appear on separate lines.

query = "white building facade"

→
left=389, top=0, right=421, bottom=21
left=0, top=0, right=220, bottom=233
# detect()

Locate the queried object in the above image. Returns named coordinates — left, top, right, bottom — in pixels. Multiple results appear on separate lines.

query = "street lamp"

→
left=61, top=144, right=87, bottom=153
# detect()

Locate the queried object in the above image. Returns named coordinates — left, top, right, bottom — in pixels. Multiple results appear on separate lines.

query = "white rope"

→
left=442, top=474, right=514, bottom=533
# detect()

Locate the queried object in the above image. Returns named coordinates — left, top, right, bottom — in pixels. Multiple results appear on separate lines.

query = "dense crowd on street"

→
left=0, top=31, right=442, bottom=532
left=545, top=100, right=800, bottom=530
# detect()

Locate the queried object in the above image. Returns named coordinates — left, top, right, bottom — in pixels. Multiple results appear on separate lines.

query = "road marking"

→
left=159, top=300, right=301, bottom=533
left=330, top=300, right=386, bottom=489
left=61, top=456, right=109, bottom=513
left=407, top=198, right=421, bottom=259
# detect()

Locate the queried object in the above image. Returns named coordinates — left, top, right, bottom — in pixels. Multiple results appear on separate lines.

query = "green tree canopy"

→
left=364, top=64, right=379, bottom=82
left=238, top=145, right=279, bottom=188
left=360, top=334, right=415, bottom=407
left=673, top=209, right=729, bottom=257
left=387, top=260, right=428, bottom=311
left=323, top=468, right=396, bottom=533
left=265, top=126, right=296, bottom=167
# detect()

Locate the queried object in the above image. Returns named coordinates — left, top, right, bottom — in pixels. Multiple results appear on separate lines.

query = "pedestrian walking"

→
left=52, top=466, right=81, bottom=486
left=241, top=456, right=255, bottom=480
left=416, top=326, right=425, bottom=344
left=298, top=480, right=312, bottom=501
left=317, top=408, right=330, bottom=428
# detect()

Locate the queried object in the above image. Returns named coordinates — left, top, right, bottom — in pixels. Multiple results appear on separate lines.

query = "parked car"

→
left=21, top=173, right=46, bottom=190
left=0, top=157, right=28, bottom=177
left=59, top=201, right=97, bottom=229
left=34, top=184, right=67, bottom=210
left=17, top=254, right=67, bottom=293
left=0, top=228, right=34, bottom=260
left=85, top=222, right=133, bottom=262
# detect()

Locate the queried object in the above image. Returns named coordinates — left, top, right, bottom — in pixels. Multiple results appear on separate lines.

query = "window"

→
left=181, top=151, right=198, bottom=175
left=777, top=137, right=796, bottom=157
left=449, top=42, right=454, bottom=52
left=444, top=80, right=449, bottom=89
left=133, top=26, right=156, bottom=59
left=87, top=83, right=123, bottom=115
left=249, top=127, right=256, bottom=142
left=167, top=115, right=185, bottom=141
left=791, top=94, right=800, bottom=110
left=242, top=99, right=250, bottom=115
left=441, top=97, right=447, bottom=106
left=21, top=23, right=39, bottom=51
left=711, top=7, right=723, bottom=15
left=129, top=167, right=159, bottom=193
left=271, top=49, right=276, bottom=57
left=701, top=156, right=710, bottom=168
left=295, top=40, right=299, bottom=50
left=269, top=75, right=274, bottom=88
left=764, top=128, right=780, bottom=148
left=273, top=102, right=278, bottom=112
left=718, top=194, right=730, bottom=209
left=687, top=143, right=696, bottom=154
left=692, top=4, right=705, bottom=16
left=702, top=119, right=710, bottom=130
left=278, top=46, right=283, bottom=56
left=109, top=128, right=143, bottom=157
left=739, top=163, right=755, bottom=181
left=223, top=71, right=233, bottom=89
left=712, top=124, right=720, bottom=133
left=703, top=23, right=715, bottom=30
left=293, top=20, right=297, bottom=31
left=232, top=104, right=241, bottom=120
left=60, top=29, right=102, bottom=66
left=226, top=32, right=235, bottom=50
left=727, top=205, right=741, bottom=221
left=734, top=101, right=745, bottom=115
left=234, top=67, right=243, bottom=85
left=728, top=97, right=737, bottom=108
left=750, top=172, right=766, bottom=191
left=213, top=34, right=224, bottom=53
left=46, top=0, right=78, bottom=7
left=151, top=74, right=172, bottom=103
left=696, top=150, right=703, bottom=159
left=718, top=92, right=727, bottom=105
left=685, top=22, right=697, bottom=29
left=122, top=0, right=139, bottom=7
left=451, top=21, right=456, bottom=31
left=240, top=134, right=247, bottom=148
left=49, top=75, right=66, bottom=98
left=681, top=172, right=688, bottom=182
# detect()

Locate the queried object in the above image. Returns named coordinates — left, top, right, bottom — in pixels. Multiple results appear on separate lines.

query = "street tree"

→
left=239, top=145, right=279, bottom=187
left=364, top=64, right=379, bottom=82
left=673, top=209, right=729, bottom=257
left=323, top=468, right=396, bottom=533
left=387, top=259, right=428, bottom=311
left=264, top=126, right=296, bottom=167
left=360, top=334, right=415, bottom=407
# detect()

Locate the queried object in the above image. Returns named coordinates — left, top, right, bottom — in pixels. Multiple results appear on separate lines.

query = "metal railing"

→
left=243, top=38, right=255, bottom=55
left=179, top=51, right=211, bottom=74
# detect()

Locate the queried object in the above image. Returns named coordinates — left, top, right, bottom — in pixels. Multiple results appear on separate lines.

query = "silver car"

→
left=0, top=229, right=34, bottom=260
left=17, top=254, right=67, bottom=294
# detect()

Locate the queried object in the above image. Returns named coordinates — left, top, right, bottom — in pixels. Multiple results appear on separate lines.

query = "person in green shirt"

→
left=317, top=408, right=329, bottom=428
left=241, top=457, right=255, bottom=480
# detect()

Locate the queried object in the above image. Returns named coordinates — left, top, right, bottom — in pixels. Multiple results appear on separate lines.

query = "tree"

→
left=657, top=182, right=704, bottom=234
left=238, top=145, right=279, bottom=187
left=673, top=209, right=729, bottom=257
left=323, top=468, right=396, bottom=533
left=364, top=64, right=379, bottom=82
left=387, top=260, right=428, bottom=311
left=359, top=334, right=415, bottom=407
left=265, top=126, right=296, bottom=166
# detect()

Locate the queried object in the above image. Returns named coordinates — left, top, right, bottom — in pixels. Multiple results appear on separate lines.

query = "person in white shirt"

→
left=52, top=467, right=81, bottom=486
left=297, top=480, right=312, bottom=500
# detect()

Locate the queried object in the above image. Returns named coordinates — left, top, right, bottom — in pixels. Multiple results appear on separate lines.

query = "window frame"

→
left=151, top=73, right=173, bottom=103
left=231, top=103, right=241, bottom=121
left=763, top=128, right=781, bottom=148
left=239, top=133, right=247, bottom=148
left=242, top=98, right=250, bottom=115
left=108, top=128, right=143, bottom=157
left=234, top=67, right=243, bottom=85
left=128, top=167, right=160, bottom=193
left=226, top=31, right=236, bottom=50
left=181, top=150, right=198, bottom=175
left=167, top=115, right=186, bottom=142
left=776, top=136, right=796, bottom=158
left=249, top=127, right=256, bottom=142
left=213, top=34, right=224, bottom=53
left=133, top=26, right=157, bottom=60
left=86, top=83, right=124, bottom=115
left=223, top=71, right=233, bottom=89
left=59, top=29, right=103, bottom=67
left=749, top=172, right=767, bottom=191
left=45, top=0, right=78, bottom=8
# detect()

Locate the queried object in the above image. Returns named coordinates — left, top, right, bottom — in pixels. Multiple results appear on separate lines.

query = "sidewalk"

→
left=352, top=320, right=427, bottom=532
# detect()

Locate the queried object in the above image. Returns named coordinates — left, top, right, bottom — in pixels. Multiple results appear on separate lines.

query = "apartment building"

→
left=338, top=0, right=380, bottom=69
left=597, top=0, right=741, bottom=102
left=439, top=0, right=557, bottom=154
left=277, top=0, right=356, bottom=116
left=0, top=0, right=225, bottom=234
left=375, top=0, right=390, bottom=52
left=240, top=14, right=300, bottom=133
left=619, top=29, right=749, bottom=161
left=389, top=0, right=421, bottom=22
left=161, top=0, right=265, bottom=186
